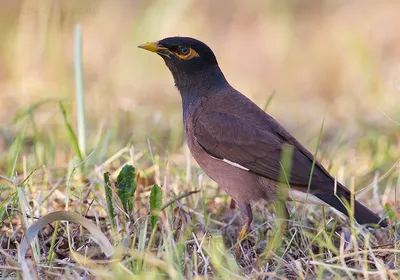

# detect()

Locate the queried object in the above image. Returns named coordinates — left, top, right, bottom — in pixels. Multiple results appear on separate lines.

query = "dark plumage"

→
left=138, top=37, right=388, bottom=239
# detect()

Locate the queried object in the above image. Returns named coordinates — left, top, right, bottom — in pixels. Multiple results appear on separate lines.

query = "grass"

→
left=0, top=93, right=399, bottom=280
left=1, top=1, right=400, bottom=279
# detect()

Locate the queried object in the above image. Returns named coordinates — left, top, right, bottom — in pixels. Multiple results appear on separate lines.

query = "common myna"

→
left=139, top=37, right=388, bottom=241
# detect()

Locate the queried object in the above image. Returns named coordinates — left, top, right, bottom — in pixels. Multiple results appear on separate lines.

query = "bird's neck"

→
left=174, top=65, right=228, bottom=116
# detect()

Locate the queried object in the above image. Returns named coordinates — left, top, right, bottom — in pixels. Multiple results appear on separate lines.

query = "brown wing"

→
left=194, top=108, right=345, bottom=194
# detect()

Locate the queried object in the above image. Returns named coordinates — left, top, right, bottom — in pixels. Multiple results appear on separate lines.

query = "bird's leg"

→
left=238, top=203, right=253, bottom=240
left=229, top=198, right=236, bottom=209
left=235, top=203, right=252, bottom=255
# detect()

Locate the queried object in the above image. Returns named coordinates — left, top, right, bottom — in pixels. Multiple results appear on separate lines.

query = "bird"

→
left=138, top=36, right=388, bottom=243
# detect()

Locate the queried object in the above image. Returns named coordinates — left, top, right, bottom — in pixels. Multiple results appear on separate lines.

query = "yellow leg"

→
left=234, top=203, right=252, bottom=257
left=238, top=224, right=249, bottom=241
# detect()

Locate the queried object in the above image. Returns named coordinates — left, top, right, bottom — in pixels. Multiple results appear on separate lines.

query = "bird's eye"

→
left=178, top=46, right=189, bottom=55
left=174, top=46, right=199, bottom=60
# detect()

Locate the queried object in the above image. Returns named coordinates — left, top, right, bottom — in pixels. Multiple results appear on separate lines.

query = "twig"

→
left=0, top=175, right=13, bottom=183
left=160, top=189, right=201, bottom=211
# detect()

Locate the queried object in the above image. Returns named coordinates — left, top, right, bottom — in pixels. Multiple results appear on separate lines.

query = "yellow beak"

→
left=138, top=41, right=169, bottom=53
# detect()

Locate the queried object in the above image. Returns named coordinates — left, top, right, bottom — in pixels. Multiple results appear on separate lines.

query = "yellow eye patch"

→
left=174, top=48, right=200, bottom=60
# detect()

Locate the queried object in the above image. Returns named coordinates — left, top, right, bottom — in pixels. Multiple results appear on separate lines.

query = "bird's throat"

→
left=174, top=65, right=228, bottom=112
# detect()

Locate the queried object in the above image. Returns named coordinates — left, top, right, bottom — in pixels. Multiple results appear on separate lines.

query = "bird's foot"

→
left=234, top=225, right=254, bottom=258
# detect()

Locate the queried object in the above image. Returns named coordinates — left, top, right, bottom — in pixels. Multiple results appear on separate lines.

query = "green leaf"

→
left=104, top=172, right=115, bottom=230
left=150, top=184, right=163, bottom=229
left=116, top=165, right=136, bottom=214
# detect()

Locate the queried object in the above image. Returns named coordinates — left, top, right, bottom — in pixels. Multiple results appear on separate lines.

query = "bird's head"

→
left=139, top=37, right=225, bottom=93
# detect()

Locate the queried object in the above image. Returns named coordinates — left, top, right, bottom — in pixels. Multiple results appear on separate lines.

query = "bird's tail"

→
left=315, top=192, right=388, bottom=227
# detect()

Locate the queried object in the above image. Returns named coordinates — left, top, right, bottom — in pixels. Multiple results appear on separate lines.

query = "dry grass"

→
left=0, top=1, right=399, bottom=279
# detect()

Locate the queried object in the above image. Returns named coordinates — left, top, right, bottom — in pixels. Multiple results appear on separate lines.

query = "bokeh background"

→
left=0, top=0, right=399, bottom=173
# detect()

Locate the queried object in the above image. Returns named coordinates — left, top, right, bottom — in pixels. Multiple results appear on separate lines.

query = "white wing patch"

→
left=222, top=159, right=249, bottom=171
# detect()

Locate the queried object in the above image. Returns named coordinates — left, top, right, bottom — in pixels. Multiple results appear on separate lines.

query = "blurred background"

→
left=0, top=0, right=399, bottom=174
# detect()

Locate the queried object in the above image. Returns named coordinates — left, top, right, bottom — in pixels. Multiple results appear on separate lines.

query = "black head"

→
left=139, top=37, right=217, bottom=73
left=139, top=37, right=227, bottom=95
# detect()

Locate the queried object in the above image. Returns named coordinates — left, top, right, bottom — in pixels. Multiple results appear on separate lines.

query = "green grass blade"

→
left=263, top=90, right=275, bottom=112
left=74, top=24, right=87, bottom=157
left=104, top=172, right=116, bottom=231
left=12, top=98, right=62, bottom=124
left=303, top=117, right=325, bottom=221
left=59, top=102, right=83, bottom=162
left=149, top=184, right=163, bottom=229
